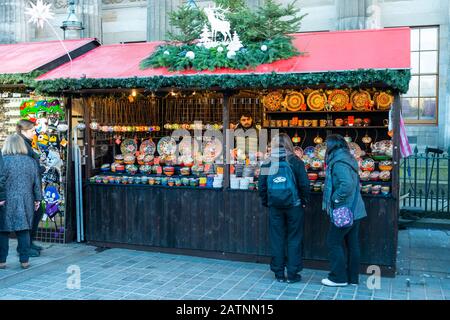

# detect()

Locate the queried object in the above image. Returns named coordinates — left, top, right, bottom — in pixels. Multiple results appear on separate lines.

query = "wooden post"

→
left=223, top=91, right=230, bottom=189
left=392, top=92, right=402, bottom=203
left=82, top=94, right=92, bottom=180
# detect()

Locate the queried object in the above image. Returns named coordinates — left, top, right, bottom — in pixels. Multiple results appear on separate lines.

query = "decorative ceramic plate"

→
left=348, top=142, right=362, bottom=159
left=314, top=143, right=327, bottom=160
left=120, top=139, right=137, bottom=155
left=307, top=90, right=327, bottom=111
left=293, top=146, right=304, bottom=159
left=281, top=91, right=305, bottom=112
left=262, top=91, right=284, bottom=111
left=328, top=89, right=349, bottom=111
left=375, top=92, right=394, bottom=110
left=304, top=146, right=316, bottom=159
left=157, top=136, right=177, bottom=156
left=203, top=138, right=223, bottom=163
left=351, top=90, right=371, bottom=111
left=140, top=139, right=156, bottom=155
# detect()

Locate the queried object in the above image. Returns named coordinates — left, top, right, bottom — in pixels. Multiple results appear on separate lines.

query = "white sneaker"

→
left=321, top=278, right=348, bottom=287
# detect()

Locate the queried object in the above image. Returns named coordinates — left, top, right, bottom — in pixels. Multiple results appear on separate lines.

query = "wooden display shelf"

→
left=264, top=126, right=388, bottom=130
left=265, top=110, right=390, bottom=114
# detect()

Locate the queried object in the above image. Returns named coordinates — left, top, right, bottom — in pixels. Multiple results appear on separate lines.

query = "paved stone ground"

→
left=0, top=228, right=449, bottom=300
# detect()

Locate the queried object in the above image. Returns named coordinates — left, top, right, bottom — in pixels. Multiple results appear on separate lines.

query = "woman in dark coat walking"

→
left=321, top=134, right=367, bottom=287
left=17, top=119, right=44, bottom=255
left=0, top=134, right=42, bottom=269
left=259, top=133, right=310, bottom=283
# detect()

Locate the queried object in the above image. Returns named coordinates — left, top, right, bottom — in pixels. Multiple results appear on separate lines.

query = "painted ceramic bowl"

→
left=379, top=161, right=393, bottom=171
left=369, top=171, right=380, bottom=181
left=143, top=154, right=154, bottom=164
left=114, top=154, right=124, bottom=164
left=139, top=165, right=151, bottom=174
left=124, top=154, right=136, bottom=165
left=163, top=166, right=175, bottom=176
left=308, top=173, right=318, bottom=181
left=359, top=171, right=371, bottom=181
left=180, top=167, right=191, bottom=176
left=125, top=164, right=138, bottom=175
left=115, top=164, right=125, bottom=173
left=137, top=154, right=146, bottom=165
left=379, top=171, right=391, bottom=181
left=361, top=158, right=375, bottom=171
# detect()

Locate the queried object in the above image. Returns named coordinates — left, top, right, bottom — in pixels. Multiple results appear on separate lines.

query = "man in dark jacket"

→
left=258, top=134, right=310, bottom=283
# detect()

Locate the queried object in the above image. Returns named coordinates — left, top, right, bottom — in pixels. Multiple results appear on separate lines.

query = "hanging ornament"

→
left=57, top=122, right=68, bottom=132
left=60, top=137, right=68, bottom=148
left=227, top=51, right=236, bottom=59
left=313, top=134, right=323, bottom=145
left=186, top=51, right=195, bottom=59
left=163, top=51, right=170, bottom=55
left=292, top=133, right=301, bottom=144
left=362, top=133, right=372, bottom=145
left=217, top=46, right=224, bottom=53
left=89, top=120, right=99, bottom=131
left=344, top=134, right=352, bottom=143
left=261, top=45, right=268, bottom=52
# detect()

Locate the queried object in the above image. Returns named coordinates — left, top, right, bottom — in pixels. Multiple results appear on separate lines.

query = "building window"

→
left=401, top=26, right=439, bottom=124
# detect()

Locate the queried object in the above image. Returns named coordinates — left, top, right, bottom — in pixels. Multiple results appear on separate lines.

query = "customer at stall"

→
left=0, top=150, right=6, bottom=210
left=233, top=111, right=260, bottom=161
left=258, top=133, right=310, bottom=283
left=17, top=119, right=44, bottom=256
left=321, top=134, right=367, bottom=287
left=0, top=134, right=42, bottom=269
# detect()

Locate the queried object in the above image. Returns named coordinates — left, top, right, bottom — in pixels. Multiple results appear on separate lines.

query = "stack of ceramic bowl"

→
left=213, top=175, right=223, bottom=188
left=230, top=176, right=240, bottom=189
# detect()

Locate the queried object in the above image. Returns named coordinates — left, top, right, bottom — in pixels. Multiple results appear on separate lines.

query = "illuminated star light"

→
left=25, top=0, right=55, bottom=29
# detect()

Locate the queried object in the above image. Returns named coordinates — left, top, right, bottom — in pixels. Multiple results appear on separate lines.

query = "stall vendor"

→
left=233, top=112, right=260, bottom=163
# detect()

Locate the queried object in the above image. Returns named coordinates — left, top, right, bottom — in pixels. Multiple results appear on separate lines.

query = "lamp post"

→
left=60, top=0, right=84, bottom=39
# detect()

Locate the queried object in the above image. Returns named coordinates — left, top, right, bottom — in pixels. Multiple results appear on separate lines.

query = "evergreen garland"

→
left=33, top=69, right=411, bottom=95
left=0, top=71, right=44, bottom=87
left=141, top=0, right=307, bottom=71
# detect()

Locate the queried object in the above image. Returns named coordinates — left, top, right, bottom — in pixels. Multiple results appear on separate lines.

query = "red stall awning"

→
left=38, top=28, right=410, bottom=80
left=0, top=38, right=100, bottom=74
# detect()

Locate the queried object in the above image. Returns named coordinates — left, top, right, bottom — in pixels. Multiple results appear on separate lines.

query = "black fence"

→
left=400, top=147, right=450, bottom=217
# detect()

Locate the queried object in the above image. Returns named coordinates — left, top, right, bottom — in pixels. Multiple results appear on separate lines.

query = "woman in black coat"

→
left=17, top=119, right=44, bottom=255
left=0, top=134, right=42, bottom=269
left=0, top=150, right=5, bottom=205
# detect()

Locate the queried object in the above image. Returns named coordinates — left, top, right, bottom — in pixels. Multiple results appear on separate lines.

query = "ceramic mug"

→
left=311, top=120, right=318, bottom=127
left=320, top=119, right=327, bottom=127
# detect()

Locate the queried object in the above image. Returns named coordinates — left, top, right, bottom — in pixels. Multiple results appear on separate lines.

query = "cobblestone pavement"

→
left=0, top=229, right=449, bottom=300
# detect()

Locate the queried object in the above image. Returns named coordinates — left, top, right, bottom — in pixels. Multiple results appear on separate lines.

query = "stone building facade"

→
left=1, top=0, right=449, bottom=150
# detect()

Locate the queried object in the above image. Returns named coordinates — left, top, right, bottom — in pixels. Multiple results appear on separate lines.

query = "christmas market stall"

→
left=35, top=4, right=410, bottom=275
left=0, top=38, right=99, bottom=243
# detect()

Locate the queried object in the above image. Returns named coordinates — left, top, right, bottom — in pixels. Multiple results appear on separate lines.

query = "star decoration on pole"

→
left=25, top=0, right=55, bottom=29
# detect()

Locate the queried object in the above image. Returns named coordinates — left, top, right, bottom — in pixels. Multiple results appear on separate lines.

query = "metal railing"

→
left=400, top=147, right=450, bottom=217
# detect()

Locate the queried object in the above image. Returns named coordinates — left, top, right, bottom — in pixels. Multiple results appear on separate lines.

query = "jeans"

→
left=269, top=205, right=305, bottom=278
left=0, top=230, right=31, bottom=263
left=31, top=206, right=44, bottom=242
left=326, top=219, right=361, bottom=284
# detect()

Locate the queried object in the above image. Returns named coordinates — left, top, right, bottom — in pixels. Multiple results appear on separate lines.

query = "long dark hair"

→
left=325, top=134, right=350, bottom=162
